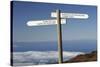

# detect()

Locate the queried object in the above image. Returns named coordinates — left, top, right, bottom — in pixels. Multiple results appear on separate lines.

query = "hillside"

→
left=64, top=51, right=97, bottom=63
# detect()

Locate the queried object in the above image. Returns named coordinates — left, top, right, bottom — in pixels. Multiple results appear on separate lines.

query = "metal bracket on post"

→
left=56, top=9, right=63, bottom=64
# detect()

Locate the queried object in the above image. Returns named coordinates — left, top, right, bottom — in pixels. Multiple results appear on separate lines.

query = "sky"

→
left=12, top=1, right=97, bottom=42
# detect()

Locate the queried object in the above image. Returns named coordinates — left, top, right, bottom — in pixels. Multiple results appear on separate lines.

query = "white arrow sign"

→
left=27, top=19, right=66, bottom=26
left=51, top=12, right=89, bottom=19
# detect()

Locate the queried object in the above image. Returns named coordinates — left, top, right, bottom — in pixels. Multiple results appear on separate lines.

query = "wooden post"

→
left=56, top=9, right=63, bottom=64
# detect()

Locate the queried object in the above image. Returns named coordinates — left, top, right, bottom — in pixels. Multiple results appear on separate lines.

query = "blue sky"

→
left=12, top=1, right=97, bottom=42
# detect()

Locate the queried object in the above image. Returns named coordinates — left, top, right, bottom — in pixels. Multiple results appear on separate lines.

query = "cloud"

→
left=13, top=51, right=84, bottom=66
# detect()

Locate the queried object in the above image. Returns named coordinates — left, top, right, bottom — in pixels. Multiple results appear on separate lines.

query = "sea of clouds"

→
left=13, top=51, right=84, bottom=66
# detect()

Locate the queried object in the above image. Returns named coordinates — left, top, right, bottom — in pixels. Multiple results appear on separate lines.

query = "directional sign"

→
left=27, top=19, right=66, bottom=26
left=51, top=12, right=89, bottom=19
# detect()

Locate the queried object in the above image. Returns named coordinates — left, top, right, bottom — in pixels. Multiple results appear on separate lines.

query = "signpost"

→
left=51, top=12, right=89, bottom=19
left=51, top=11, right=89, bottom=63
left=56, top=10, right=63, bottom=64
left=27, top=19, right=66, bottom=26
left=27, top=9, right=89, bottom=64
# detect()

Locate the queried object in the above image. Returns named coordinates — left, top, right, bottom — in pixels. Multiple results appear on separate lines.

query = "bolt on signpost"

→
left=27, top=9, right=89, bottom=64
